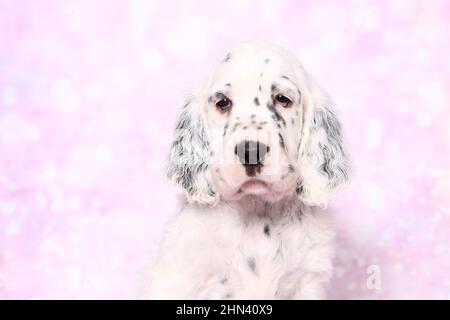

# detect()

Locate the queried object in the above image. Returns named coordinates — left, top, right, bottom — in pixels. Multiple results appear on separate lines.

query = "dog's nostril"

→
left=234, top=140, right=270, bottom=166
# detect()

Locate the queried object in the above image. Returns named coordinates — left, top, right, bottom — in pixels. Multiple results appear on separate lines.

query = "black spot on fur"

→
left=288, top=164, right=295, bottom=172
left=225, top=83, right=231, bottom=87
left=264, top=224, right=270, bottom=236
left=231, top=122, right=241, bottom=133
left=247, top=256, right=256, bottom=272
left=223, top=123, right=229, bottom=136
left=215, top=91, right=226, bottom=99
left=296, top=208, right=302, bottom=222
left=223, top=53, right=231, bottom=63
left=259, top=85, right=262, bottom=91
left=273, top=245, right=283, bottom=261
left=264, top=58, right=270, bottom=64
left=251, top=114, right=256, bottom=119
left=207, top=184, right=216, bottom=197
left=254, top=97, right=260, bottom=106
left=257, top=126, right=262, bottom=130
left=279, top=133, right=285, bottom=149
left=271, top=84, right=277, bottom=92
left=267, top=103, right=286, bottom=127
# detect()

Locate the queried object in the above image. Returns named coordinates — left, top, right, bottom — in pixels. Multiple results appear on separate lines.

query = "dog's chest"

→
left=207, top=211, right=306, bottom=299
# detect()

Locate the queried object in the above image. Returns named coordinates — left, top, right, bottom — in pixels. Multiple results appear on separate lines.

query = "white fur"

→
left=142, top=41, right=349, bottom=300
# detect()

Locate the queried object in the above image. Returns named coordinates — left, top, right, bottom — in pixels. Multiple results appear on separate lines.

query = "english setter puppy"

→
left=144, top=41, right=350, bottom=299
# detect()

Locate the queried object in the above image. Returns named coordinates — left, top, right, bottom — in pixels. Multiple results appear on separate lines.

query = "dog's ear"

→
left=167, top=96, right=218, bottom=206
left=296, top=73, right=350, bottom=208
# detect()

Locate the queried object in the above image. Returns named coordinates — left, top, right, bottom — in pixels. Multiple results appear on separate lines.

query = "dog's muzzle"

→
left=234, top=140, right=270, bottom=176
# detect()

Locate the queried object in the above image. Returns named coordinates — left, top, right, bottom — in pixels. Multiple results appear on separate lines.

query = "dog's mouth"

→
left=212, top=162, right=299, bottom=202
left=237, top=179, right=270, bottom=196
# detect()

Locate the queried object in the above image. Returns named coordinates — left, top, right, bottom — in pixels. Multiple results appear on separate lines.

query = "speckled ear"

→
left=296, top=74, right=350, bottom=208
left=167, top=97, right=218, bottom=206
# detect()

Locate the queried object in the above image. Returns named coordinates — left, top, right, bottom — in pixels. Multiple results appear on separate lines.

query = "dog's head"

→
left=167, top=41, right=349, bottom=207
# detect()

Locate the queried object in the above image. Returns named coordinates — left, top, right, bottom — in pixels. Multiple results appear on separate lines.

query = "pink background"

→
left=1, top=0, right=449, bottom=299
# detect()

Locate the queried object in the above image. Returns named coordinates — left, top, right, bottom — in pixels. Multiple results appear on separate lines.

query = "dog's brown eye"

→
left=216, top=98, right=232, bottom=112
left=275, top=94, right=292, bottom=108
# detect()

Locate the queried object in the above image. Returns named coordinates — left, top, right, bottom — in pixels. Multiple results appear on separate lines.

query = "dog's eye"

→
left=216, top=98, right=232, bottom=112
left=274, top=94, right=292, bottom=108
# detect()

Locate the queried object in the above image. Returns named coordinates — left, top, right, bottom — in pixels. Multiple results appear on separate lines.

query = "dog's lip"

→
left=237, top=179, right=270, bottom=195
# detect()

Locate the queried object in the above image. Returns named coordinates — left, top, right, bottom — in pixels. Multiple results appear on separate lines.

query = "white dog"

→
left=143, top=41, right=350, bottom=299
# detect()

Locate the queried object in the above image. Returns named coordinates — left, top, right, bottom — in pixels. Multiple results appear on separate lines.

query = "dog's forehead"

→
left=210, top=45, right=298, bottom=92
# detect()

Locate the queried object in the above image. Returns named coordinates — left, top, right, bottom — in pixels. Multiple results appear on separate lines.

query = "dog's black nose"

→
left=234, top=140, right=269, bottom=176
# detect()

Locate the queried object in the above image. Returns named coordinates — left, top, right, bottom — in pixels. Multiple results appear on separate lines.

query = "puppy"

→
left=143, top=41, right=349, bottom=299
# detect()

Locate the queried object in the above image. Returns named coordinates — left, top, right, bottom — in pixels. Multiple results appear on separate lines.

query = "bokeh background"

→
left=1, top=0, right=449, bottom=299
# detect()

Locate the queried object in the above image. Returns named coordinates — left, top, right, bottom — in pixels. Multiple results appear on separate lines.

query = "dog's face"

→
left=168, top=42, right=349, bottom=207
left=205, top=47, right=304, bottom=202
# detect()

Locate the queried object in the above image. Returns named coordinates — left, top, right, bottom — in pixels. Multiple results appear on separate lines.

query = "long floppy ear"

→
left=296, top=74, right=350, bottom=208
left=167, top=97, right=218, bottom=206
